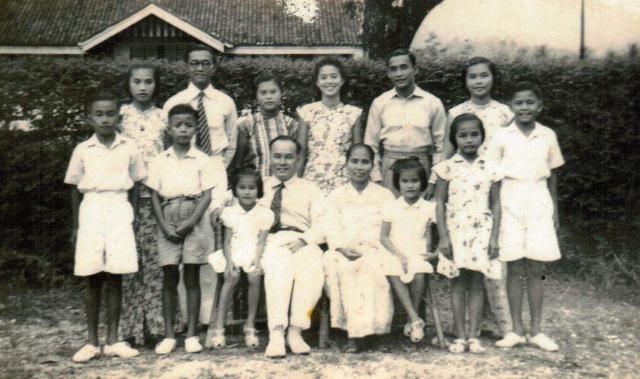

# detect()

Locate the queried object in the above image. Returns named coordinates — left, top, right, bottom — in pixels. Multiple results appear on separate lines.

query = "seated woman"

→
left=323, top=144, right=395, bottom=353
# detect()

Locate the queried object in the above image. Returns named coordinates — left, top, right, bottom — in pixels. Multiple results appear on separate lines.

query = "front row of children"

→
left=66, top=80, right=563, bottom=362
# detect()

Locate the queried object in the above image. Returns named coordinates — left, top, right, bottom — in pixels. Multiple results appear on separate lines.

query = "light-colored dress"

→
left=448, top=99, right=513, bottom=157
left=208, top=203, right=274, bottom=273
left=433, top=154, right=502, bottom=280
left=381, top=197, right=436, bottom=282
left=298, top=102, right=362, bottom=194
left=323, top=182, right=395, bottom=338
left=118, top=103, right=169, bottom=344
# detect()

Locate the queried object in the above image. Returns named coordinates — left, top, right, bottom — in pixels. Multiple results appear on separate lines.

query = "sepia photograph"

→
left=0, top=0, right=638, bottom=378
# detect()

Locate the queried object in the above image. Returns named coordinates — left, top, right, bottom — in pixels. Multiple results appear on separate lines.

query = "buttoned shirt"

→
left=145, top=146, right=224, bottom=199
left=365, top=86, right=447, bottom=180
left=163, top=83, right=237, bottom=167
left=485, top=122, right=564, bottom=181
left=325, top=181, right=395, bottom=250
left=260, top=176, right=326, bottom=245
left=64, top=133, right=146, bottom=193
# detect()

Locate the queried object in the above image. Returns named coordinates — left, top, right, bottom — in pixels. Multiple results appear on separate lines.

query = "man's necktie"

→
left=196, top=91, right=211, bottom=155
left=270, top=182, right=284, bottom=232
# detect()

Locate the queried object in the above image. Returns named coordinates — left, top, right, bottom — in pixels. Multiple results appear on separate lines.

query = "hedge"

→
left=0, top=54, right=638, bottom=281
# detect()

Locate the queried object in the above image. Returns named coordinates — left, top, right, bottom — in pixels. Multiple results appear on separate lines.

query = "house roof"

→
left=0, top=0, right=362, bottom=48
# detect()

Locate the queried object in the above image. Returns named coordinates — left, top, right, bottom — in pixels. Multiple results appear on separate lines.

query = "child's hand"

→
left=161, top=222, right=182, bottom=242
left=285, top=238, right=307, bottom=253
left=338, top=248, right=362, bottom=261
left=174, top=220, right=194, bottom=237
left=488, top=238, right=500, bottom=260
left=437, top=237, right=453, bottom=259
left=209, top=207, right=223, bottom=226
left=424, top=183, right=435, bottom=200
left=224, top=263, right=239, bottom=280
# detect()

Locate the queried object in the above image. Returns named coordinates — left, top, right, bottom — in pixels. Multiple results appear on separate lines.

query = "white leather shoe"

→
left=184, top=336, right=203, bottom=353
left=495, top=332, right=527, bottom=348
left=72, top=344, right=100, bottom=363
left=265, top=330, right=286, bottom=358
left=287, top=330, right=311, bottom=355
left=154, top=338, right=176, bottom=355
left=103, top=342, right=139, bottom=358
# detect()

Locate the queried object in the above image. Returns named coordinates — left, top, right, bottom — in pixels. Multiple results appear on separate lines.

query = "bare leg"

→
left=451, top=273, right=467, bottom=340
left=183, top=264, right=201, bottom=338
left=467, top=270, right=485, bottom=339
left=214, top=270, right=240, bottom=330
left=389, top=276, right=421, bottom=322
left=410, top=273, right=426, bottom=314
left=162, top=265, right=179, bottom=338
left=104, top=273, right=123, bottom=345
left=85, top=273, right=103, bottom=346
left=246, top=272, right=262, bottom=329
left=525, top=259, right=544, bottom=336
left=507, top=259, right=526, bottom=335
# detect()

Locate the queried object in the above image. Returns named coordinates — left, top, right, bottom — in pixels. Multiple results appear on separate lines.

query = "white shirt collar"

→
left=86, top=132, right=126, bottom=149
left=165, top=145, right=198, bottom=159
left=391, top=85, right=426, bottom=100
left=185, top=82, right=216, bottom=99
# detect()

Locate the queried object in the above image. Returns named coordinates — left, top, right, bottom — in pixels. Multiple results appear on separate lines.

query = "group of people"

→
left=65, top=44, right=564, bottom=363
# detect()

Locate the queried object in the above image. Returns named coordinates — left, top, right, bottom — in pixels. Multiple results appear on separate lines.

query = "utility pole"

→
left=579, top=0, right=586, bottom=59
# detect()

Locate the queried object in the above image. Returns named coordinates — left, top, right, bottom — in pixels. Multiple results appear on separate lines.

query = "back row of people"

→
left=67, top=45, right=563, bottom=362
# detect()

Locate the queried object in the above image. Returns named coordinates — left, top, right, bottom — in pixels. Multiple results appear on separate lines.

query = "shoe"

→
left=409, top=319, right=425, bottom=343
left=467, top=338, right=485, bottom=354
left=528, top=333, right=559, bottom=352
left=184, top=336, right=203, bottom=353
left=210, top=328, right=226, bottom=349
left=265, top=330, right=286, bottom=358
left=287, top=330, right=311, bottom=355
left=154, top=338, right=176, bottom=355
left=243, top=326, right=260, bottom=348
left=403, top=322, right=412, bottom=337
left=103, top=342, right=139, bottom=358
left=495, top=332, right=527, bottom=348
left=448, top=339, right=466, bottom=353
left=72, top=344, right=100, bottom=363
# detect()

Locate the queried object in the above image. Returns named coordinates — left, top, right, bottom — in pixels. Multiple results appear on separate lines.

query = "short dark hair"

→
left=391, top=157, right=428, bottom=192
left=231, top=168, right=264, bottom=199
left=462, top=56, right=498, bottom=89
left=184, top=44, right=216, bottom=63
left=346, top=143, right=374, bottom=161
left=126, top=61, right=161, bottom=99
left=510, top=81, right=543, bottom=101
left=253, top=71, right=283, bottom=93
left=449, top=113, right=486, bottom=150
left=86, top=91, right=119, bottom=113
left=387, top=48, right=416, bottom=67
left=168, top=104, right=197, bottom=120
left=269, top=135, right=301, bottom=154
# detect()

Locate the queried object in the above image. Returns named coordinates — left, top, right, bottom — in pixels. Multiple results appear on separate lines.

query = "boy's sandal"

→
left=103, top=341, right=139, bottom=358
left=409, top=319, right=426, bottom=343
left=154, top=338, right=176, bottom=355
left=72, top=344, right=100, bottom=363
left=467, top=338, right=485, bottom=354
left=495, top=332, right=527, bottom=348
left=243, top=326, right=260, bottom=348
left=209, top=329, right=226, bottom=349
left=528, top=333, right=559, bottom=352
left=185, top=336, right=203, bottom=353
left=448, top=339, right=466, bottom=353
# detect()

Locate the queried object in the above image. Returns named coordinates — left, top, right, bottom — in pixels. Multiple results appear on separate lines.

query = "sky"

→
left=411, top=0, right=640, bottom=56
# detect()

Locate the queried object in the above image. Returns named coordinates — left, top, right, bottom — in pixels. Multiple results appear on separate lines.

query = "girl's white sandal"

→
left=409, top=319, right=426, bottom=343
left=210, top=329, right=226, bottom=349
left=243, top=326, right=260, bottom=348
left=467, top=338, right=485, bottom=354
left=448, top=339, right=466, bottom=353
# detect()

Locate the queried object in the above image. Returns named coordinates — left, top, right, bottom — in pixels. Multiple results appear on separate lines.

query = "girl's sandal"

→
left=467, top=338, right=485, bottom=354
left=210, top=328, right=226, bottom=349
left=403, top=322, right=412, bottom=337
left=448, top=339, right=466, bottom=353
left=243, top=326, right=260, bottom=348
left=409, top=319, right=426, bottom=343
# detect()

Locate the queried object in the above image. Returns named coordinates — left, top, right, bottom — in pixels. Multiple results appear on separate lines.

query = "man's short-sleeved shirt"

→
left=145, top=146, right=224, bottom=198
left=64, top=133, right=146, bottom=193
left=485, top=122, right=564, bottom=181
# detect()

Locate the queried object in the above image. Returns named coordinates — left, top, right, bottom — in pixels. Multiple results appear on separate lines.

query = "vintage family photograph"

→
left=0, top=0, right=638, bottom=378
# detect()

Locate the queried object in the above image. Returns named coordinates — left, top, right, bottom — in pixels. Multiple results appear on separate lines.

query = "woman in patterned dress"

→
left=297, top=57, right=363, bottom=194
left=119, top=62, right=172, bottom=345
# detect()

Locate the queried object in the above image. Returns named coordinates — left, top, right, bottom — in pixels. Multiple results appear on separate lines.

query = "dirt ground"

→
left=1, top=275, right=638, bottom=379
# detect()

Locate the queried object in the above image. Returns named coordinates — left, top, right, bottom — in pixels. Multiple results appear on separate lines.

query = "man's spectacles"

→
left=189, top=60, right=213, bottom=68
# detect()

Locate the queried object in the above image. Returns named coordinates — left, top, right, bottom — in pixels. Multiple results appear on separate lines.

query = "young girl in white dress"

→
left=380, top=158, right=436, bottom=343
left=208, top=168, right=274, bottom=349
left=434, top=113, right=502, bottom=354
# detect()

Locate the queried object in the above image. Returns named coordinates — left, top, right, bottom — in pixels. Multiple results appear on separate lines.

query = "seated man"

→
left=260, top=136, right=326, bottom=358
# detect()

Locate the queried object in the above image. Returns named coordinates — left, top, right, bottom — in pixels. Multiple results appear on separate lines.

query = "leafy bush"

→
left=0, top=54, right=638, bottom=285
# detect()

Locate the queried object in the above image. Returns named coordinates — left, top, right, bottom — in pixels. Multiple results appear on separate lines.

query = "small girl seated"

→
left=380, top=158, right=437, bottom=343
left=207, top=168, right=274, bottom=348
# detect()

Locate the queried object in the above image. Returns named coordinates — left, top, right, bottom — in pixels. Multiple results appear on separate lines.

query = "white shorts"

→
left=74, top=192, right=138, bottom=276
left=499, top=180, right=561, bottom=262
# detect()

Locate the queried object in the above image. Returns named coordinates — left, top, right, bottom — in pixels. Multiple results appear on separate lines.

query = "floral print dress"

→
left=118, top=103, right=173, bottom=344
left=298, top=102, right=362, bottom=194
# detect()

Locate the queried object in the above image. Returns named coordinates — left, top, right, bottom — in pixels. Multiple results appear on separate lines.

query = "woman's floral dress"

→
left=118, top=103, right=177, bottom=344
left=298, top=102, right=362, bottom=194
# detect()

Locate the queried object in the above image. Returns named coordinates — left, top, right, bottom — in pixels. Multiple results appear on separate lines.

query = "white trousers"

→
left=261, top=231, right=324, bottom=332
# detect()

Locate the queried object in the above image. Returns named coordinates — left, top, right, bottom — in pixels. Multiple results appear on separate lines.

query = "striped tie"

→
left=270, top=182, right=284, bottom=232
left=196, top=91, right=211, bottom=155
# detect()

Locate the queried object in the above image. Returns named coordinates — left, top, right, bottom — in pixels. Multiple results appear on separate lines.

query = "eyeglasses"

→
left=189, top=60, right=213, bottom=68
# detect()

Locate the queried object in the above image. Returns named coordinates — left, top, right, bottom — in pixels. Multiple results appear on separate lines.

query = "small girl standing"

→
left=434, top=113, right=502, bottom=354
left=380, top=158, right=436, bottom=343
left=119, top=62, right=170, bottom=346
left=207, top=168, right=274, bottom=349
